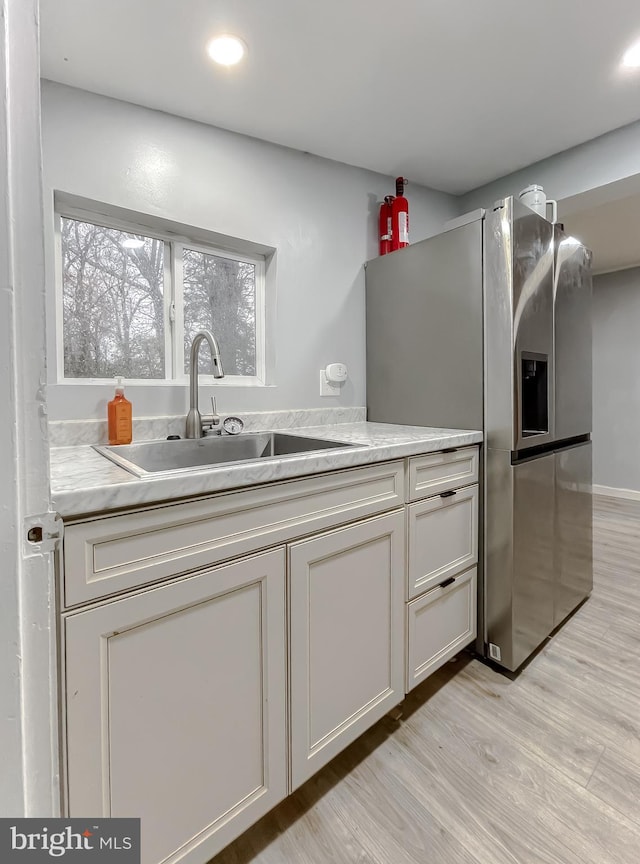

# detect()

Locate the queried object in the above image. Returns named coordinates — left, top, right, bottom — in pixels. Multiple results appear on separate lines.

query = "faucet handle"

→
left=201, top=396, right=221, bottom=435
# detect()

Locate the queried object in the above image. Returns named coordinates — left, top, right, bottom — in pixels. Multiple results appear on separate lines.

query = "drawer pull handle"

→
left=440, top=489, right=456, bottom=498
left=440, top=577, right=456, bottom=589
left=442, top=447, right=458, bottom=454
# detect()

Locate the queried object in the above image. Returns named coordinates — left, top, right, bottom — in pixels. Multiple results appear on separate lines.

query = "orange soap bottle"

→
left=108, top=376, right=132, bottom=445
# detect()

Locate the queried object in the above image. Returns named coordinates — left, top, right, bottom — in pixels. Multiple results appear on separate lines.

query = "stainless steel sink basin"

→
left=93, top=432, right=355, bottom=478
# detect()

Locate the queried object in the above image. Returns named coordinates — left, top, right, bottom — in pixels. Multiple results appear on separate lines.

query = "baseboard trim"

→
left=593, top=484, right=640, bottom=501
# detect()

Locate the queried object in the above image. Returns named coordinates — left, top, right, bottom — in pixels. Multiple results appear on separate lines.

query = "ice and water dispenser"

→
left=521, top=352, right=549, bottom=437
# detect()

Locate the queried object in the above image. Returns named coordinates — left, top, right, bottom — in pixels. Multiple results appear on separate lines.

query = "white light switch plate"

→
left=320, top=370, right=340, bottom=396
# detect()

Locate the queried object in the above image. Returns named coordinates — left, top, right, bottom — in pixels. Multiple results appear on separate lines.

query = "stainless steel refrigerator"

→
left=365, top=195, right=593, bottom=672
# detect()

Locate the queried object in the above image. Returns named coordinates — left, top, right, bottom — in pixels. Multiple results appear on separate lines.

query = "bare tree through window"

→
left=59, top=214, right=263, bottom=382
left=61, top=217, right=165, bottom=378
left=183, top=248, right=257, bottom=376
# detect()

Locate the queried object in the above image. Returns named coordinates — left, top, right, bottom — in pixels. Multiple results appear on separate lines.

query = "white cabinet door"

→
left=289, top=511, right=405, bottom=790
left=64, top=549, right=287, bottom=864
left=406, top=567, right=477, bottom=692
left=407, top=484, right=479, bottom=599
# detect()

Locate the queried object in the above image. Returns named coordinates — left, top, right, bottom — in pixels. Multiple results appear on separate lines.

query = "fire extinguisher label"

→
left=398, top=212, right=409, bottom=244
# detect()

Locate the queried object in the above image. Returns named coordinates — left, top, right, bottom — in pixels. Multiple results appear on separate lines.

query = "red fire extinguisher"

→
left=378, top=195, right=394, bottom=256
left=391, top=177, right=409, bottom=251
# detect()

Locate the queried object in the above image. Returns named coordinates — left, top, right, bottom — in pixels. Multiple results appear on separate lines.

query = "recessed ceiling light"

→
left=121, top=238, right=145, bottom=249
left=622, top=39, right=640, bottom=68
left=206, top=34, right=246, bottom=67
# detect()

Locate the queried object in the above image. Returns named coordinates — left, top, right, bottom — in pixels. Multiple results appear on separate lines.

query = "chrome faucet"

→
left=185, top=330, right=225, bottom=438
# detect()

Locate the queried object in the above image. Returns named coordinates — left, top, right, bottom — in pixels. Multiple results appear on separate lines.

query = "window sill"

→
left=55, top=378, right=274, bottom=388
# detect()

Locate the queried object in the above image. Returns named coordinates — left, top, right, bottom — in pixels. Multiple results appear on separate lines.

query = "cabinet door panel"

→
left=289, top=511, right=404, bottom=790
left=408, top=485, right=478, bottom=599
left=64, top=549, right=286, bottom=864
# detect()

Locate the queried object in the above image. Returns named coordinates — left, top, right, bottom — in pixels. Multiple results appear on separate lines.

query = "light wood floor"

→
left=214, top=495, right=640, bottom=864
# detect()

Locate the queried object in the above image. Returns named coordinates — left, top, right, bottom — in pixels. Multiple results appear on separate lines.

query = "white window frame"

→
left=54, top=206, right=266, bottom=387
left=175, top=239, right=266, bottom=386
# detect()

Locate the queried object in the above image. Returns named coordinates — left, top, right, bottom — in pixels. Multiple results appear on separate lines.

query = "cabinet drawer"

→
left=406, top=567, right=477, bottom=692
left=407, top=484, right=478, bottom=599
left=407, top=446, right=479, bottom=501
left=63, top=460, right=405, bottom=608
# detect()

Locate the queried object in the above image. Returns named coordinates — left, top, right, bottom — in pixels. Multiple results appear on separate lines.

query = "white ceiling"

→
left=39, top=0, right=640, bottom=195
left=564, top=192, right=640, bottom=275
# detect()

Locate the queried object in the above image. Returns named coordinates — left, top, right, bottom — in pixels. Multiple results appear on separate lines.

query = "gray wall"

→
left=592, top=267, right=640, bottom=492
left=459, top=118, right=640, bottom=216
left=41, top=81, right=458, bottom=421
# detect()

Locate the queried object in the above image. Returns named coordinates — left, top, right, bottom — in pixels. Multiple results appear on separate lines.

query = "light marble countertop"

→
left=50, top=422, right=483, bottom=519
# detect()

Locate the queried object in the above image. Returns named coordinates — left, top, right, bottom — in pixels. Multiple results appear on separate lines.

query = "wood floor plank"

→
left=410, top=695, right=640, bottom=864
left=437, top=655, right=606, bottom=786
left=601, top=616, right=640, bottom=652
left=319, top=716, right=525, bottom=864
left=213, top=494, right=640, bottom=864
left=317, top=753, right=483, bottom=864
left=507, top=656, right=640, bottom=762
left=397, top=692, right=589, bottom=864
left=218, top=775, right=375, bottom=864
left=535, top=638, right=640, bottom=715
left=390, top=728, right=579, bottom=863
left=587, top=745, right=640, bottom=828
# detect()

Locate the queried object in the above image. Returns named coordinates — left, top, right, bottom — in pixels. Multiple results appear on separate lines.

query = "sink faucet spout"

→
left=186, top=330, right=224, bottom=438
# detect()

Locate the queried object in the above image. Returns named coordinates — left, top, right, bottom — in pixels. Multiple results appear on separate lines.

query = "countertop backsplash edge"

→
left=49, top=406, right=368, bottom=447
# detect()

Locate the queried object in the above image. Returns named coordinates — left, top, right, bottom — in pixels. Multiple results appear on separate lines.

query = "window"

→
left=182, top=247, right=257, bottom=377
left=58, top=212, right=265, bottom=384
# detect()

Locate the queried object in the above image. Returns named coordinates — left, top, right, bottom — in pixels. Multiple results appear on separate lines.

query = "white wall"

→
left=41, top=82, right=458, bottom=421
left=592, top=267, right=640, bottom=494
left=1, top=0, right=58, bottom=817
left=458, top=119, right=640, bottom=216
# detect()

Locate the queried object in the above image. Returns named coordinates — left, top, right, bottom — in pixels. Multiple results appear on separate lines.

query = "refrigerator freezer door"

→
left=512, top=450, right=556, bottom=668
left=554, top=441, right=593, bottom=627
left=554, top=229, right=593, bottom=440
left=485, top=447, right=555, bottom=671
left=365, top=220, right=483, bottom=430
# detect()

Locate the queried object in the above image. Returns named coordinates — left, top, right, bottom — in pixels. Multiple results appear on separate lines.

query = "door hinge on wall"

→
left=24, top=511, right=63, bottom=557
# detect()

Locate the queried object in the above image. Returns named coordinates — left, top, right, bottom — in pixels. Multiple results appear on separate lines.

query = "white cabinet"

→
left=404, top=446, right=479, bottom=692
left=288, top=511, right=405, bottom=789
left=60, top=444, right=480, bottom=862
left=63, top=549, right=287, bottom=864
left=406, top=567, right=477, bottom=691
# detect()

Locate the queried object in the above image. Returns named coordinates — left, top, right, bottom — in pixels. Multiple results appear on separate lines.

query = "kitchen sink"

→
left=93, top=431, right=355, bottom=478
